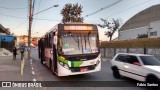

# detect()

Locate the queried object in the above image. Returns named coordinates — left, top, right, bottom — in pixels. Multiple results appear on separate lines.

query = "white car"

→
left=111, top=53, right=160, bottom=84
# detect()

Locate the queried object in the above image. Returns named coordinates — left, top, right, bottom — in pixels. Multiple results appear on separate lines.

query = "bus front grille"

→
left=70, top=65, right=96, bottom=72
left=67, top=55, right=98, bottom=61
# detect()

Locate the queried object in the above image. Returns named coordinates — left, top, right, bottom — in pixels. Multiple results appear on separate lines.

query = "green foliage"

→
left=137, top=34, right=148, bottom=38
left=61, top=3, right=83, bottom=23
left=97, top=18, right=120, bottom=41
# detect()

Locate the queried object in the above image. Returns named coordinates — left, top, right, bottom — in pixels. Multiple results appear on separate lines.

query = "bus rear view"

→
left=39, top=22, right=101, bottom=76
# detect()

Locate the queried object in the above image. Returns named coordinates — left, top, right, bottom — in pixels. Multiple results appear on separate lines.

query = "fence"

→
left=100, top=38, right=160, bottom=58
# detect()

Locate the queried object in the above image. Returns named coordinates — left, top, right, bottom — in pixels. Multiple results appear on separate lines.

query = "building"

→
left=119, top=4, right=160, bottom=40
left=0, top=24, right=10, bottom=35
left=17, top=35, right=29, bottom=46
left=17, top=35, right=40, bottom=46
left=0, top=24, right=15, bottom=51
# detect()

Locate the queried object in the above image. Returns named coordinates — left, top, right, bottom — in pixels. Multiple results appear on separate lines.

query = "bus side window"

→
left=49, top=33, right=52, bottom=48
left=45, top=35, right=47, bottom=47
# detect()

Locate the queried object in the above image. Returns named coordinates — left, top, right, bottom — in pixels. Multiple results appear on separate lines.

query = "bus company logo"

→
left=2, top=82, right=11, bottom=87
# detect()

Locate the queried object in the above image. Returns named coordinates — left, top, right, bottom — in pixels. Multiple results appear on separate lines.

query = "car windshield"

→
left=140, top=56, right=160, bottom=65
left=58, top=34, right=99, bottom=55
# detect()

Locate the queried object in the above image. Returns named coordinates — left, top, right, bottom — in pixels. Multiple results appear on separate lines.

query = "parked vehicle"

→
left=111, top=53, right=160, bottom=84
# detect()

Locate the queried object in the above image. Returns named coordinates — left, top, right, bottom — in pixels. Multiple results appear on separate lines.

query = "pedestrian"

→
left=13, top=47, right=17, bottom=60
left=20, top=45, right=25, bottom=60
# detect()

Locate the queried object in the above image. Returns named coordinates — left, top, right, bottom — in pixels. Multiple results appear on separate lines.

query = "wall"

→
left=119, top=20, right=160, bottom=40
left=101, top=47, right=160, bottom=59
left=119, top=26, right=148, bottom=40
left=150, top=20, right=160, bottom=38
left=100, top=38, right=160, bottom=58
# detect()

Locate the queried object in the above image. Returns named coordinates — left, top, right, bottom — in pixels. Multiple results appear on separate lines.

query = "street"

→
left=0, top=48, right=147, bottom=90
left=1, top=0, right=160, bottom=90
left=30, top=48, right=146, bottom=90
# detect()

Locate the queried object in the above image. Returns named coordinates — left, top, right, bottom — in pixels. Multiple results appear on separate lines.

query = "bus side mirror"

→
left=54, top=36, right=57, bottom=45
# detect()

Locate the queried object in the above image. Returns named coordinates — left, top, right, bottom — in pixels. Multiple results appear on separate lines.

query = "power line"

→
left=0, top=12, right=27, bottom=19
left=0, top=12, right=60, bottom=21
left=106, top=0, right=152, bottom=18
left=12, top=20, right=28, bottom=30
left=32, top=0, right=42, bottom=32
left=31, top=0, right=35, bottom=28
left=32, top=0, right=36, bottom=16
left=86, top=0, right=153, bottom=23
left=84, top=0, right=122, bottom=18
left=33, top=18, right=60, bottom=21
left=0, top=6, right=27, bottom=10
left=33, top=5, right=59, bottom=15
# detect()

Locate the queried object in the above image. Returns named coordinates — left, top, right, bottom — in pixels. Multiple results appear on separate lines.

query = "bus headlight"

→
left=96, top=60, right=100, bottom=66
left=59, top=62, right=69, bottom=69
left=64, top=64, right=69, bottom=69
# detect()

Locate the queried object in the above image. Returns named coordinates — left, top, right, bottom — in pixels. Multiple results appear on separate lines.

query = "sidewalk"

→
left=0, top=54, right=37, bottom=90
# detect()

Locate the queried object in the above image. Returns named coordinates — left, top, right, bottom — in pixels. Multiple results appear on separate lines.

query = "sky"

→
left=0, top=0, right=160, bottom=41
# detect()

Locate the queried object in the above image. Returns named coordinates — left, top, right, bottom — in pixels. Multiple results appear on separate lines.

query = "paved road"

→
left=30, top=48, right=147, bottom=90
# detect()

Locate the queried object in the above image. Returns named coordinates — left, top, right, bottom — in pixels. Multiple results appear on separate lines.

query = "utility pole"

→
left=28, top=0, right=33, bottom=59
left=27, top=1, right=58, bottom=59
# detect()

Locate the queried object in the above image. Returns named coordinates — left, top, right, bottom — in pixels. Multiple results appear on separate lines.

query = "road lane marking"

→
left=30, top=58, right=37, bottom=83
left=31, top=67, right=34, bottom=70
left=32, top=78, right=36, bottom=82
left=32, top=71, right=35, bottom=75
left=20, top=58, right=25, bottom=75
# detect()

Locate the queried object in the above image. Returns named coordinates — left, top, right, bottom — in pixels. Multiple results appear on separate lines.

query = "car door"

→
left=123, top=55, right=145, bottom=81
left=114, top=54, right=127, bottom=76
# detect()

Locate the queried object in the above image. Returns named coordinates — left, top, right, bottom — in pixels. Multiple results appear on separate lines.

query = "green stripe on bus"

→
left=58, top=56, right=68, bottom=64
left=58, top=56, right=83, bottom=67
left=71, top=61, right=83, bottom=67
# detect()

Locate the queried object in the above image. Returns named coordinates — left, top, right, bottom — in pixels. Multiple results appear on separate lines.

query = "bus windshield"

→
left=58, top=34, right=99, bottom=55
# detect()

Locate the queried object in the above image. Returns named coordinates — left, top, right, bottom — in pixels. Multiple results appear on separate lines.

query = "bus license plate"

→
left=80, top=67, right=88, bottom=72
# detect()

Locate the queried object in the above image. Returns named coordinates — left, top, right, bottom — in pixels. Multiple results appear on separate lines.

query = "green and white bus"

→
left=38, top=22, right=101, bottom=76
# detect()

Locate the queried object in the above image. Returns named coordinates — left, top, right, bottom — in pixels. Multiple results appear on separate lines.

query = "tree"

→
left=137, top=34, right=148, bottom=38
left=98, top=18, right=120, bottom=41
left=61, top=3, right=83, bottom=23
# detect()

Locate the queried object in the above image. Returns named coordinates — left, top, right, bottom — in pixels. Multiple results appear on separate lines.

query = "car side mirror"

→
left=133, top=62, right=141, bottom=66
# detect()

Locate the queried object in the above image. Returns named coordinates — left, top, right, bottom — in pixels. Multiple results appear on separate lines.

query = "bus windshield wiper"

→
left=77, top=35, right=80, bottom=50
left=69, top=32, right=80, bottom=50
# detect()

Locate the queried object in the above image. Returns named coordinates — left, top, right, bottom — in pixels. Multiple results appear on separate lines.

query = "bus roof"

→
left=60, top=22, right=95, bottom=25
left=40, top=22, right=98, bottom=39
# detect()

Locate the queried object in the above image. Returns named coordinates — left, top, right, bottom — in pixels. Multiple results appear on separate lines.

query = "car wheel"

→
left=146, top=76, right=159, bottom=90
left=112, top=67, right=121, bottom=79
